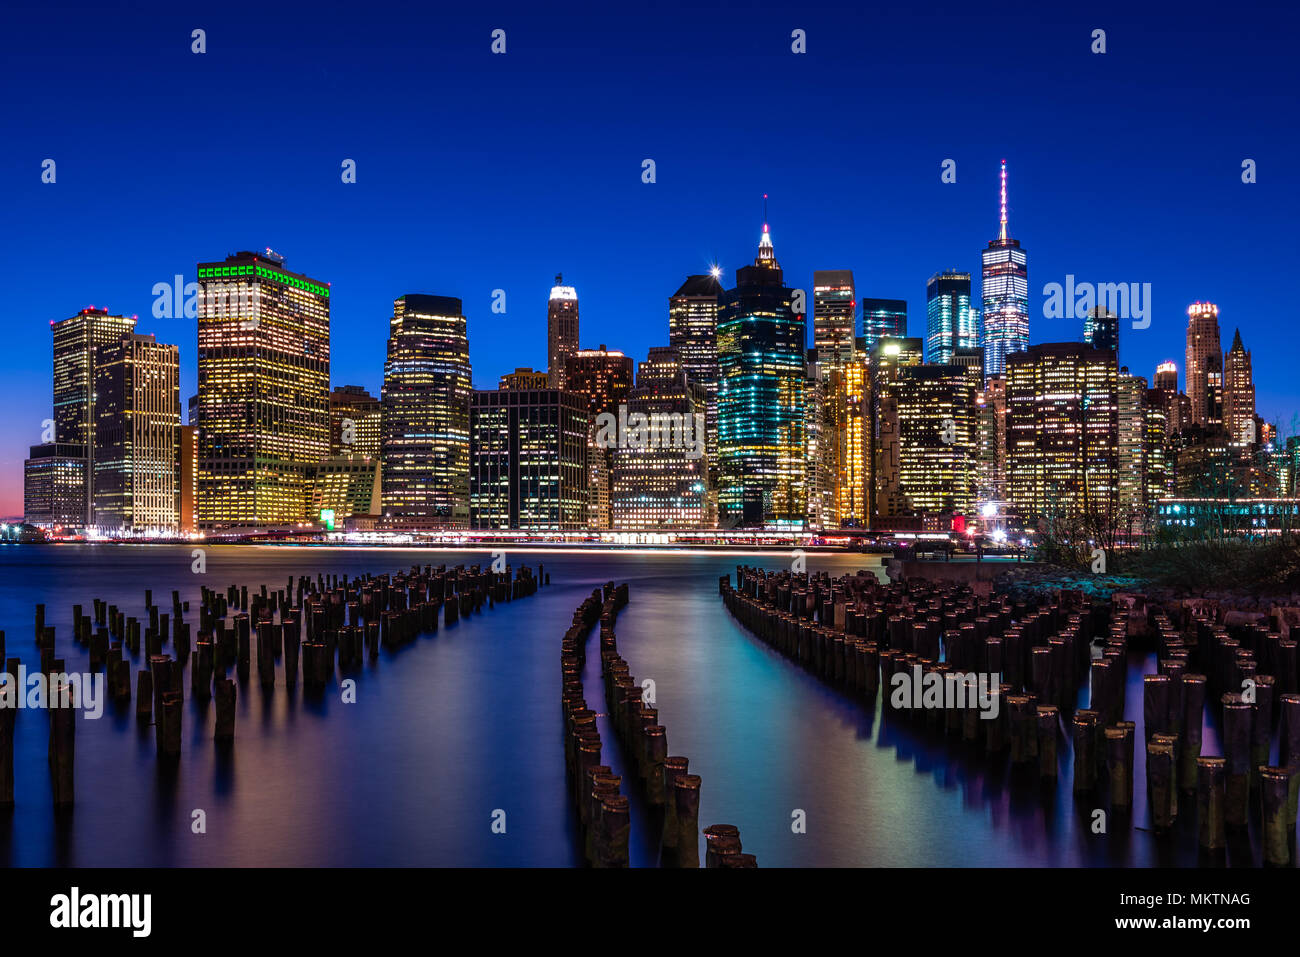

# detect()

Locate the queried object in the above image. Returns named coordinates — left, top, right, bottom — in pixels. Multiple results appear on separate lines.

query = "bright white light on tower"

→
left=710, top=265, right=722, bottom=278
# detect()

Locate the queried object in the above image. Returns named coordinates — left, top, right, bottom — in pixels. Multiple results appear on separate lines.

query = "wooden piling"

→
left=1196, top=756, right=1226, bottom=852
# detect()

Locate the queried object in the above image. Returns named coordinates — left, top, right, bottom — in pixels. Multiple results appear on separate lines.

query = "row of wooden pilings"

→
left=561, top=582, right=755, bottom=867
left=2, top=562, right=544, bottom=807
left=1142, top=602, right=1300, bottom=864
left=597, top=583, right=755, bottom=868
left=562, top=585, right=632, bottom=866
left=721, top=566, right=1300, bottom=865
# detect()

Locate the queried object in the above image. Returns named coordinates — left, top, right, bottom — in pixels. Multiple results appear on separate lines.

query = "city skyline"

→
left=3, top=3, right=1296, bottom=515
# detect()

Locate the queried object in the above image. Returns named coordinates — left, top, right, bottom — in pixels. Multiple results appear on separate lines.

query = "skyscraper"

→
left=925, top=271, right=977, bottom=365
left=669, top=273, right=723, bottom=469
left=610, top=346, right=708, bottom=529
left=717, top=219, right=805, bottom=527
left=547, top=274, right=579, bottom=389
left=469, top=370, right=589, bottom=530
left=92, top=333, right=181, bottom=531
left=980, top=161, right=1029, bottom=377
left=23, top=445, right=88, bottom=528
left=804, top=351, right=836, bottom=530
left=893, top=364, right=977, bottom=520
left=379, top=294, right=473, bottom=527
left=1223, top=329, right=1256, bottom=445
left=860, top=298, right=907, bottom=355
left=1116, top=368, right=1147, bottom=513
left=813, top=270, right=856, bottom=372
left=50, top=307, right=137, bottom=523
left=566, top=344, right=634, bottom=529
left=1153, top=361, right=1188, bottom=436
left=838, top=358, right=871, bottom=526
left=1006, top=344, right=1118, bottom=523
left=1185, top=301, right=1222, bottom=430
left=196, top=251, right=330, bottom=528
left=330, top=385, right=382, bottom=458
left=1084, top=306, right=1119, bottom=355
left=869, top=337, right=923, bottom=522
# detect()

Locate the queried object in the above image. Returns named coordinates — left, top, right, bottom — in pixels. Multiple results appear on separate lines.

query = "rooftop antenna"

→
left=999, top=160, right=1008, bottom=241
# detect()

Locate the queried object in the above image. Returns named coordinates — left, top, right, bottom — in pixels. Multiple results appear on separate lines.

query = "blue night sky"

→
left=1, top=0, right=1296, bottom=515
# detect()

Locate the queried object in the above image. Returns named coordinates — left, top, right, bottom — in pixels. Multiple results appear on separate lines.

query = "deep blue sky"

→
left=2, top=0, right=1297, bottom=514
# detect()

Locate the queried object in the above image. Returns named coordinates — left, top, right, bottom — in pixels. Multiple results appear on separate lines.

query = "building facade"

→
left=1185, top=301, right=1222, bottom=430
left=379, top=295, right=472, bottom=527
left=92, top=334, right=181, bottom=531
left=716, top=222, right=806, bottom=527
left=1223, top=329, right=1256, bottom=445
left=469, top=370, right=589, bottom=530
left=330, top=385, right=382, bottom=458
left=860, top=298, right=907, bottom=356
left=925, top=271, right=977, bottom=365
left=547, top=274, right=579, bottom=389
left=1005, top=343, right=1118, bottom=525
left=812, top=270, right=856, bottom=372
left=980, top=162, right=1029, bottom=377
left=610, top=346, right=708, bottom=528
left=196, top=252, right=330, bottom=528
left=51, top=307, right=138, bottom=524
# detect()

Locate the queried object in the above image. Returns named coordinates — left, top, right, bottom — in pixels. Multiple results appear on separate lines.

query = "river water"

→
left=0, top=544, right=1241, bottom=866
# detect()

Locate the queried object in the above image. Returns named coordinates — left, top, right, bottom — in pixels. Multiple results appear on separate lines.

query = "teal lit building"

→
left=925, top=270, right=977, bottom=365
left=716, top=220, right=806, bottom=527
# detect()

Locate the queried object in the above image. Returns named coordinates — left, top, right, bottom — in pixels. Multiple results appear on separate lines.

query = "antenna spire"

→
left=999, top=160, right=1008, bottom=241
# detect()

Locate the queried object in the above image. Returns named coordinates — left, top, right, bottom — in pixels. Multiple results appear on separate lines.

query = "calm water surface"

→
left=0, top=544, right=1246, bottom=866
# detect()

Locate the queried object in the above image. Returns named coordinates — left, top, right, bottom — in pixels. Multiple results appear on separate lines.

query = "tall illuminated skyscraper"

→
left=813, top=270, right=856, bottom=371
left=92, top=333, right=181, bottom=531
left=669, top=273, right=723, bottom=492
left=1185, top=301, right=1222, bottom=430
left=379, top=294, right=473, bottom=527
left=196, top=251, right=330, bottom=529
left=610, top=346, right=708, bottom=529
left=980, top=161, right=1029, bottom=377
left=1223, top=329, right=1256, bottom=445
left=838, top=358, right=871, bottom=525
left=860, top=298, right=907, bottom=355
left=469, top=370, right=589, bottom=530
left=1006, top=344, right=1118, bottom=522
left=925, top=271, right=977, bottom=365
left=50, top=307, right=137, bottom=523
left=1153, top=360, right=1188, bottom=436
left=566, top=345, right=634, bottom=529
left=1116, top=368, right=1147, bottom=513
left=869, top=337, right=923, bottom=521
left=717, top=217, right=805, bottom=527
left=547, top=274, right=579, bottom=389
left=893, top=364, right=977, bottom=520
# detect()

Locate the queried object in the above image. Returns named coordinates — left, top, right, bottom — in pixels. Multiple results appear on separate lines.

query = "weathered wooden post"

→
left=1196, top=756, right=1226, bottom=853
left=0, top=660, right=15, bottom=806
left=1221, top=694, right=1252, bottom=829
left=1105, top=722, right=1135, bottom=811
left=1036, top=705, right=1058, bottom=778
left=214, top=678, right=236, bottom=743
left=48, top=676, right=75, bottom=806
left=673, top=773, right=702, bottom=868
